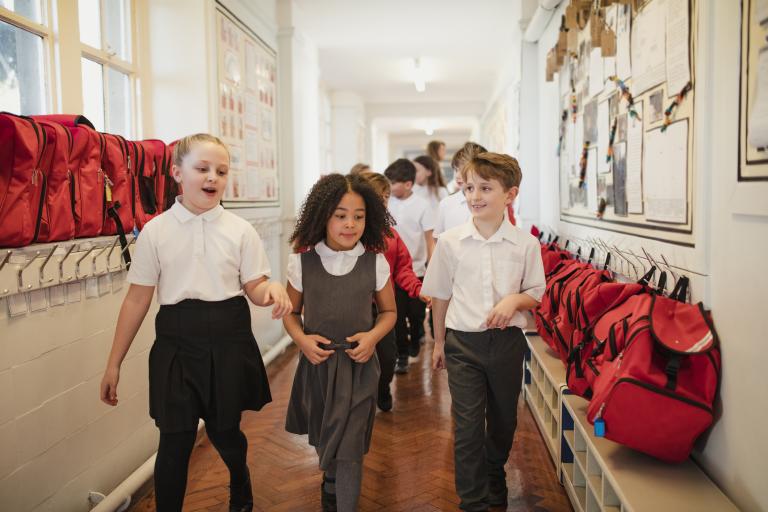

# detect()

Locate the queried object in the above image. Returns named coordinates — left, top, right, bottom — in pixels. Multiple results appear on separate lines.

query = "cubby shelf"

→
left=525, top=333, right=739, bottom=512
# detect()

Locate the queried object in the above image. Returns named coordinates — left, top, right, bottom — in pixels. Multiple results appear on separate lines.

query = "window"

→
left=78, top=0, right=135, bottom=137
left=0, top=1, right=49, bottom=115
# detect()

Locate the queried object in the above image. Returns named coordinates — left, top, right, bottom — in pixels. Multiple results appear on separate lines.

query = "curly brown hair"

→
left=289, top=173, right=394, bottom=253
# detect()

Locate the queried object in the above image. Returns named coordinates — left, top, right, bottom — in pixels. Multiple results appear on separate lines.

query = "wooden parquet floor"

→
left=131, top=341, right=572, bottom=511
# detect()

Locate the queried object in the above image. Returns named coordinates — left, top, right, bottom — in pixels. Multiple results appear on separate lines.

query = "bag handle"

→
left=654, top=271, right=667, bottom=295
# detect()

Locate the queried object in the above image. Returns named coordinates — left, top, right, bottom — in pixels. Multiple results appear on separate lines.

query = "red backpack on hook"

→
left=33, top=115, right=105, bottom=237
left=586, top=276, right=721, bottom=463
left=0, top=112, right=47, bottom=247
left=33, top=118, right=76, bottom=243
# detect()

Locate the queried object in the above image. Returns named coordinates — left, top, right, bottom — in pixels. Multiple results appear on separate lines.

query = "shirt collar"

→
left=458, top=217, right=518, bottom=244
left=315, top=240, right=365, bottom=257
left=170, top=196, right=224, bottom=223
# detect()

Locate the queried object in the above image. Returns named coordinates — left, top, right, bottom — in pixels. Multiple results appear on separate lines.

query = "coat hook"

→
left=59, top=244, right=77, bottom=282
left=92, top=244, right=111, bottom=275
left=76, top=246, right=96, bottom=279
left=659, top=253, right=679, bottom=284
left=39, top=244, right=59, bottom=284
left=106, top=236, right=121, bottom=270
left=17, top=251, right=40, bottom=290
left=0, top=250, right=11, bottom=273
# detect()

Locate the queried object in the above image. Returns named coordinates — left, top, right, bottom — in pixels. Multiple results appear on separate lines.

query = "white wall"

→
left=507, top=1, right=768, bottom=510
left=331, top=91, right=367, bottom=174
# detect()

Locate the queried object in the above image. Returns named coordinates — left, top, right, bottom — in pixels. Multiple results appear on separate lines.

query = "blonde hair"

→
left=461, top=152, right=522, bottom=189
left=357, top=170, right=391, bottom=197
left=427, top=140, right=445, bottom=162
left=451, top=141, right=487, bottom=174
left=349, top=163, right=371, bottom=175
left=173, top=133, right=229, bottom=166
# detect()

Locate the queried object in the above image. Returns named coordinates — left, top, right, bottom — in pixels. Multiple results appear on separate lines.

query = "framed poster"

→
left=216, top=8, right=280, bottom=202
left=739, top=0, right=768, bottom=180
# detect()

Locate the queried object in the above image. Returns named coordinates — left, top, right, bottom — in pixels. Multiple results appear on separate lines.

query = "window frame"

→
left=78, top=0, right=138, bottom=137
left=0, top=0, right=57, bottom=114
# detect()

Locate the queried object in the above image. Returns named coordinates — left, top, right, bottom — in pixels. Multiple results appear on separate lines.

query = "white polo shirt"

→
left=127, top=197, right=271, bottom=305
left=433, top=191, right=471, bottom=238
left=422, top=218, right=546, bottom=332
left=413, top=184, right=449, bottom=219
left=387, top=193, right=435, bottom=277
left=286, top=241, right=390, bottom=292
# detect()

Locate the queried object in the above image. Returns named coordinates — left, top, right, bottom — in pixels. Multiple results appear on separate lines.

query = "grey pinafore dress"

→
left=285, top=248, right=381, bottom=470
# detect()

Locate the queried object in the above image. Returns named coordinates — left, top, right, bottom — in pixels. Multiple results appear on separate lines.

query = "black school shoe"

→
left=321, top=474, right=337, bottom=512
left=487, top=475, right=508, bottom=507
left=394, top=357, right=409, bottom=374
left=229, top=467, right=254, bottom=512
left=377, top=388, right=393, bottom=412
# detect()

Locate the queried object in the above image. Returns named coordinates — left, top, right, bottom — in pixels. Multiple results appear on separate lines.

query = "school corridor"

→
left=130, top=341, right=570, bottom=512
left=1, top=0, right=767, bottom=511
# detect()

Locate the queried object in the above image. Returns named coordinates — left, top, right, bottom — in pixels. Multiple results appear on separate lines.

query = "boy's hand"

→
left=299, top=334, right=335, bottom=364
left=100, top=366, right=120, bottom=406
left=486, top=295, right=520, bottom=330
left=432, top=342, right=446, bottom=370
left=266, top=282, right=292, bottom=319
left=345, top=332, right=377, bottom=363
left=419, top=294, right=432, bottom=307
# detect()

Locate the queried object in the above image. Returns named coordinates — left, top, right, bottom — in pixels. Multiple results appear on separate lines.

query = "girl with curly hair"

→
left=284, top=173, right=397, bottom=511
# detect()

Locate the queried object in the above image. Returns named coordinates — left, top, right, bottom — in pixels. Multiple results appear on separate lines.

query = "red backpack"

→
left=540, top=241, right=572, bottom=275
left=101, top=133, right=134, bottom=237
left=128, top=141, right=158, bottom=229
left=33, top=118, right=76, bottom=243
left=0, top=113, right=46, bottom=247
left=565, top=269, right=656, bottom=398
left=138, top=139, right=178, bottom=214
left=35, top=115, right=105, bottom=237
left=586, top=278, right=721, bottom=463
left=534, top=259, right=588, bottom=350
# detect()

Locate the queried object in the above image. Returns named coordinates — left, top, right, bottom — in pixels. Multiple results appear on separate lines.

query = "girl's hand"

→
left=298, top=334, right=335, bottom=365
left=345, top=332, right=377, bottom=363
left=419, top=294, right=432, bottom=307
left=266, top=282, right=292, bottom=319
left=100, top=366, right=120, bottom=406
left=486, top=295, right=519, bottom=330
left=432, top=343, right=446, bottom=371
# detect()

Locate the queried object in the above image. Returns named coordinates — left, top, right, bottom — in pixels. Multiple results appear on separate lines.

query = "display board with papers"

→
left=216, top=8, right=280, bottom=203
left=552, top=0, right=696, bottom=245
left=739, top=0, right=768, bottom=181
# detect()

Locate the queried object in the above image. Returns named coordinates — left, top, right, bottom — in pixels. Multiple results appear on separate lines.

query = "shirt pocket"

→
left=492, top=255, right=524, bottom=298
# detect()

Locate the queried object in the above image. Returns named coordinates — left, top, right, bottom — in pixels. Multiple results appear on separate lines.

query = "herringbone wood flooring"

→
left=131, top=341, right=571, bottom=511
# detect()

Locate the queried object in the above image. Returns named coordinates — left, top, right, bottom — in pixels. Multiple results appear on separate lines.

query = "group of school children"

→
left=98, top=134, right=546, bottom=512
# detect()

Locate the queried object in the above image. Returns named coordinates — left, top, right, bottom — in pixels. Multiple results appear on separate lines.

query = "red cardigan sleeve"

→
left=391, top=231, right=423, bottom=298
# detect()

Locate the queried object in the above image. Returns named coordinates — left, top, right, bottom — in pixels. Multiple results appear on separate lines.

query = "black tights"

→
left=154, top=427, right=251, bottom=511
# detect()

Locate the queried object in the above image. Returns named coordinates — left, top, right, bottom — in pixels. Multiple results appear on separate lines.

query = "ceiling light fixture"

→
left=413, top=58, right=426, bottom=93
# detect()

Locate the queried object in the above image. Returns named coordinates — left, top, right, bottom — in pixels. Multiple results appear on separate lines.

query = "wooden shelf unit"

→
left=560, top=394, right=739, bottom=512
left=524, top=335, right=568, bottom=476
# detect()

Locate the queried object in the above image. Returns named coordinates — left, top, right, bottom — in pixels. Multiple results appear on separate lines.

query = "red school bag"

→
left=0, top=112, right=46, bottom=247
left=34, top=115, right=105, bottom=237
left=534, top=259, right=589, bottom=350
left=100, top=133, right=134, bottom=237
left=565, top=268, right=657, bottom=398
left=127, top=140, right=159, bottom=229
left=137, top=139, right=178, bottom=214
left=586, top=277, right=721, bottom=463
left=33, top=118, right=76, bottom=242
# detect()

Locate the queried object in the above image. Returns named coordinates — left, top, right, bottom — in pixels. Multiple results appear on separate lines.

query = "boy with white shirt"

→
left=433, top=142, right=487, bottom=238
left=384, top=158, right=436, bottom=373
left=423, top=153, right=545, bottom=511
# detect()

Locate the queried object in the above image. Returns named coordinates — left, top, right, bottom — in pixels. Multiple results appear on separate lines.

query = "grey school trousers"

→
left=445, top=327, right=526, bottom=511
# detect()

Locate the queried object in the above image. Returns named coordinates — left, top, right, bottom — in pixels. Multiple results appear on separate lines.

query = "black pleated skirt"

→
left=149, top=296, right=271, bottom=433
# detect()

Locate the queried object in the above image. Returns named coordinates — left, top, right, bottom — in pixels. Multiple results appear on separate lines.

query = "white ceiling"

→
left=294, top=0, right=523, bottom=105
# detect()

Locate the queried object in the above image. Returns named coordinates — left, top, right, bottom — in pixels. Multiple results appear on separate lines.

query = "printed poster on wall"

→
left=739, top=0, right=768, bottom=180
left=217, top=10, right=279, bottom=202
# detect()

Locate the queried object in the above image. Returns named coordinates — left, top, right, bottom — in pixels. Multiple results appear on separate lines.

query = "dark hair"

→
left=462, top=152, right=523, bottom=189
left=427, top=140, right=445, bottom=161
left=414, top=155, right=446, bottom=195
left=289, top=173, right=394, bottom=253
left=383, top=158, right=416, bottom=184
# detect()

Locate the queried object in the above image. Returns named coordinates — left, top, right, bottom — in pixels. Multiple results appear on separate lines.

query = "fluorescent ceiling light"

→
left=413, top=58, right=426, bottom=93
